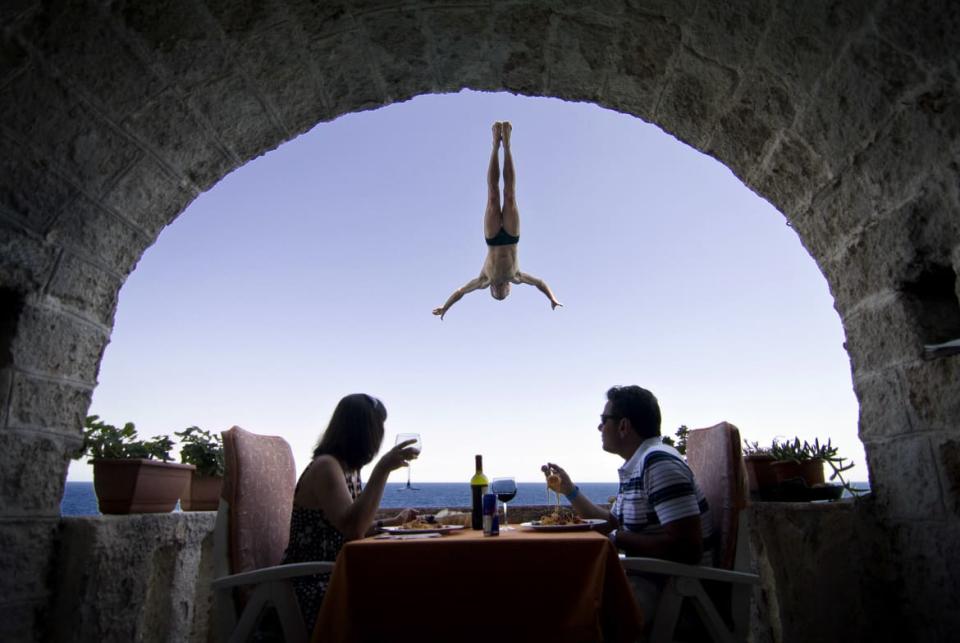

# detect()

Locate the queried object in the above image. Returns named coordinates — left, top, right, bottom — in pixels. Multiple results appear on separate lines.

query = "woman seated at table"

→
left=281, top=393, right=419, bottom=633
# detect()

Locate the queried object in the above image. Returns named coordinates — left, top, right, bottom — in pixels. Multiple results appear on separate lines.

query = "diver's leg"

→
left=484, top=122, right=503, bottom=239
left=501, top=122, right=519, bottom=237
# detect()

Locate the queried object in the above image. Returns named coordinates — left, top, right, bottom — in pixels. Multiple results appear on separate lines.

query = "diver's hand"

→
left=550, top=299, right=563, bottom=310
left=432, top=306, right=447, bottom=320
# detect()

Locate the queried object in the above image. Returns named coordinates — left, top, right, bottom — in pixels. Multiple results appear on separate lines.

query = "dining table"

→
left=312, top=525, right=643, bottom=642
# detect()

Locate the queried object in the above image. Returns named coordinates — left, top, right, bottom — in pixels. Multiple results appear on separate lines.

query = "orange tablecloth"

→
left=313, top=528, right=642, bottom=643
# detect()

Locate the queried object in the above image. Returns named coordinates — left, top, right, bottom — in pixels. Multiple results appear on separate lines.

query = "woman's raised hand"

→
left=378, top=439, right=420, bottom=472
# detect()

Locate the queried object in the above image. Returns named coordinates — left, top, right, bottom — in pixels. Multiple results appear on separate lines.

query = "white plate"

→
left=380, top=524, right=466, bottom=535
left=520, top=518, right=607, bottom=532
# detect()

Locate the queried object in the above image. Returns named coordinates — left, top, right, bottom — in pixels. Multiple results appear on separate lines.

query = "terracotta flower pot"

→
left=771, top=458, right=825, bottom=487
left=180, top=473, right=223, bottom=511
left=92, top=459, right=194, bottom=514
left=744, top=454, right=778, bottom=492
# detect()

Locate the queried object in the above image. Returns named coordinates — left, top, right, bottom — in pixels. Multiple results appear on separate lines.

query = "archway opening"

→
left=65, top=90, right=866, bottom=498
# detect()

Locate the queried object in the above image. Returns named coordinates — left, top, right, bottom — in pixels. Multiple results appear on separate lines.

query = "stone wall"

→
left=0, top=1, right=958, bottom=639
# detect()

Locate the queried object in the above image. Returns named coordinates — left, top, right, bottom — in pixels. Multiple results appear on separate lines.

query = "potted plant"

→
left=770, top=437, right=826, bottom=487
left=175, top=426, right=224, bottom=511
left=77, top=415, right=194, bottom=514
left=743, top=440, right=778, bottom=493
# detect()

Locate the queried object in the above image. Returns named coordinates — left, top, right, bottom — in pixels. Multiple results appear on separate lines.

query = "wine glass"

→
left=490, top=477, right=518, bottom=530
left=395, top=433, right=421, bottom=490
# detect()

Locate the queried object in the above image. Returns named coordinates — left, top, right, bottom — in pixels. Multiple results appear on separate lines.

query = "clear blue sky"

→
left=69, top=90, right=864, bottom=484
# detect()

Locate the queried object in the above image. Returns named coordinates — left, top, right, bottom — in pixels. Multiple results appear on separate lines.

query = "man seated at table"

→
left=542, top=385, right=714, bottom=619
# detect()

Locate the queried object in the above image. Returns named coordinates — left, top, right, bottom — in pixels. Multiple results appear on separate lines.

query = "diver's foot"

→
left=492, top=122, right=502, bottom=145
left=501, top=121, right=512, bottom=146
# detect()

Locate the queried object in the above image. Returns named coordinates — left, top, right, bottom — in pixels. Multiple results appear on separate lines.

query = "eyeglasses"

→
left=600, top=414, right=622, bottom=424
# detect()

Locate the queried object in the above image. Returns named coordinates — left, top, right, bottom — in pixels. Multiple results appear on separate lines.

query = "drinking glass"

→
left=490, top=477, right=518, bottom=530
left=395, top=433, right=421, bottom=490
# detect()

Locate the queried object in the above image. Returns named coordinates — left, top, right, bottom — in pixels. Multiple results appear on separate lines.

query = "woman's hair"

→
left=312, top=394, right=387, bottom=470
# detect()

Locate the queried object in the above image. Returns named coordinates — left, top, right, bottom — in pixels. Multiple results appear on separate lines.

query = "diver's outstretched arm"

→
left=433, top=276, right=489, bottom=320
left=515, top=272, right=563, bottom=309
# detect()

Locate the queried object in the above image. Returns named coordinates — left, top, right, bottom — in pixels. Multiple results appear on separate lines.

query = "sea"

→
left=59, top=481, right=618, bottom=516
left=60, top=480, right=870, bottom=516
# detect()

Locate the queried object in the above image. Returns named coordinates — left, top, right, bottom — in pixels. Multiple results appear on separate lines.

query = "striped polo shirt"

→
left=612, top=436, right=714, bottom=564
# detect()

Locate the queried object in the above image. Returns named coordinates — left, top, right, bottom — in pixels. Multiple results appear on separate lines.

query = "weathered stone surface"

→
left=424, top=8, right=494, bottom=92
left=7, top=372, right=92, bottom=435
left=876, top=0, right=960, bottom=69
left=841, top=292, right=925, bottom=374
left=547, top=14, right=618, bottom=104
left=602, top=14, right=679, bottom=120
left=120, top=88, right=235, bottom=190
left=853, top=368, right=916, bottom=440
left=900, top=358, right=960, bottom=431
left=100, top=156, right=194, bottom=241
left=0, top=600, right=42, bottom=643
left=0, top=220, right=57, bottom=293
left=865, top=435, right=945, bottom=521
left=489, top=4, right=551, bottom=95
left=755, top=133, right=830, bottom=218
left=797, top=32, right=925, bottom=179
left=305, top=30, right=386, bottom=118
left=364, top=8, right=435, bottom=101
left=48, top=513, right=217, bottom=643
left=16, top=0, right=166, bottom=122
left=10, top=303, right=109, bottom=383
left=0, top=133, right=80, bottom=233
left=656, top=49, right=739, bottom=149
left=46, top=193, right=147, bottom=277
left=936, top=438, right=960, bottom=518
left=0, top=518, right=58, bottom=599
left=685, top=0, right=772, bottom=69
left=45, top=252, right=122, bottom=327
left=0, top=431, right=73, bottom=516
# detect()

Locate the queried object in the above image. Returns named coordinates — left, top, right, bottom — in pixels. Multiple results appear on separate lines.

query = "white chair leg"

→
left=650, top=578, right=684, bottom=643
left=229, top=587, right=269, bottom=643
left=684, top=579, right=736, bottom=643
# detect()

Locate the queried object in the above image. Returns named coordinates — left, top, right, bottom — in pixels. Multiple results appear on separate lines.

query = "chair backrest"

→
left=220, top=425, right=298, bottom=575
left=685, top=422, right=748, bottom=570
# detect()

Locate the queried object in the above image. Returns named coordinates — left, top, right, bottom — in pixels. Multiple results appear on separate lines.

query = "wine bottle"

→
left=470, top=454, right=489, bottom=530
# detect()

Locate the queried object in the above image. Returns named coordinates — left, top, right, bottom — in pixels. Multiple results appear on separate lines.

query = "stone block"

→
left=758, top=0, right=875, bottom=95
left=3, top=69, right=142, bottom=198
left=45, top=252, right=122, bottom=326
left=0, top=133, right=80, bottom=233
left=853, top=368, right=916, bottom=440
left=8, top=371, right=92, bottom=434
left=307, top=31, right=386, bottom=118
left=285, top=0, right=352, bottom=41
left=864, top=435, right=945, bottom=521
left=886, top=520, right=960, bottom=639
left=0, top=0, right=35, bottom=28
left=0, top=220, right=58, bottom=293
left=822, top=185, right=959, bottom=311
left=797, top=32, right=925, bottom=178
left=625, top=0, right=697, bottom=24
left=797, top=171, right=878, bottom=263
left=754, top=133, right=830, bottom=219
left=491, top=4, right=552, bottom=94
left=0, top=519, right=58, bottom=600
left=48, top=513, right=217, bottom=642
left=18, top=0, right=166, bottom=122
left=900, top=358, right=960, bottom=431
left=0, top=430, right=73, bottom=516
left=876, top=0, right=960, bottom=69
left=423, top=8, right=494, bottom=91
left=121, top=88, right=235, bottom=191
left=46, top=194, right=146, bottom=277
left=0, top=600, right=42, bottom=643
left=116, top=0, right=231, bottom=93
left=98, top=157, right=192, bottom=242
left=685, top=0, right=772, bottom=69
left=364, top=8, right=435, bottom=101
left=709, top=70, right=794, bottom=182
left=656, top=49, right=739, bottom=150
left=0, top=35, right=31, bottom=104
left=841, top=292, right=926, bottom=373
left=934, top=437, right=960, bottom=518
left=10, top=303, right=109, bottom=383
left=547, top=15, right=619, bottom=103
left=603, top=14, right=680, bottom=120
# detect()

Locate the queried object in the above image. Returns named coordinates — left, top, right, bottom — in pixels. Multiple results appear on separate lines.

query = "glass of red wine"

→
left=490, top=477, right=517, bottom=530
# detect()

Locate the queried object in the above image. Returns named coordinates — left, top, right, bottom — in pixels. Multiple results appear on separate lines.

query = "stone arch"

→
left=1, top=1, right=958, bottom=639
